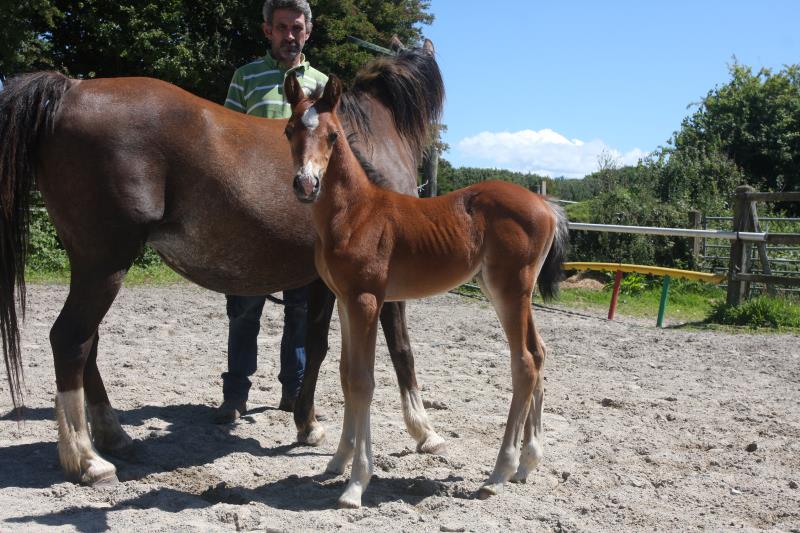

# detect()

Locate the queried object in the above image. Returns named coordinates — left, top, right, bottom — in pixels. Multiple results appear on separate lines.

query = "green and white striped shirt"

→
left=224, top=52, right=328, bottom=118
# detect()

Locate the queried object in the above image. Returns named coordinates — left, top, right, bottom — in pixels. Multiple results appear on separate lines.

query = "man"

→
left=214, top=0, right=328, bottom=424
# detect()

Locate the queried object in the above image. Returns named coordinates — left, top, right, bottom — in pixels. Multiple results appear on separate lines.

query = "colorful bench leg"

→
left=608, top=270, right=623, bottom=320
left=657, top=275, right=671, bottom=328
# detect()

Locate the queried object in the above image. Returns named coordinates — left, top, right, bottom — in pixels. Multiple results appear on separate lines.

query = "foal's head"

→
left=284, top=74, right=343, bottom=202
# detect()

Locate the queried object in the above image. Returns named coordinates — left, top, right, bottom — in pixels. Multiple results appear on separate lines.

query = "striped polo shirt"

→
left=224, top=52, right=328, bottom=118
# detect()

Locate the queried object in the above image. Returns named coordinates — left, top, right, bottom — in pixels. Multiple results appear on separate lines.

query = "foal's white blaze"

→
left=301, top=106, right=319, bottom=130
left=56, top=389, right=117, bottom=484
left=297, top=160, right=321, bottom=182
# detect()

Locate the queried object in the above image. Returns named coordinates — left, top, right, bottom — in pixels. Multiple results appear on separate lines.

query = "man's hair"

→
left=262, top=0, right=313, bottom=32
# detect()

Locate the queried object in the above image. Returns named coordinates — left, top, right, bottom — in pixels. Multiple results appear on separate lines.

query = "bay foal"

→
left=283, top=73, right=569, bottom=508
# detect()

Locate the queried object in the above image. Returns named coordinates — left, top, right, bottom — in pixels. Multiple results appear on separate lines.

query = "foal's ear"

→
left=390, top=34, right=406, bottom=53
left=284, top=74, right=304, bottom=107
left=322, top=75, right=342, bottom=111
left=422, top=39, right=435, bottom=56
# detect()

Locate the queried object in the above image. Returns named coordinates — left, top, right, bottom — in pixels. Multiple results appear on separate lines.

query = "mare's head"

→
left=284, top=74, right=343, bottom=202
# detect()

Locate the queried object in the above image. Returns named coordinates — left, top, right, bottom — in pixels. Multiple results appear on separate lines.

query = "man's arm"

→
left=224, top=70, right=246, bottom=113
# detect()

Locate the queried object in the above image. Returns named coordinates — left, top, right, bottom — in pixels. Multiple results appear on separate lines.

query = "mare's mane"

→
left=340, top=47, right=444, bottom=171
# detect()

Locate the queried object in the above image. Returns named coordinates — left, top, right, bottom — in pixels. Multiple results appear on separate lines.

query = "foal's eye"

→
left=284, top=126, right=293, bottom=138
left=328, top=131, right=339, bottom=144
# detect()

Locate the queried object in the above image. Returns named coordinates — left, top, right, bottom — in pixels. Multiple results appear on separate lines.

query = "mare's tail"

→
left=0, top=71, right=72, bottom=409
left=537, top=201, right=570, bottom=302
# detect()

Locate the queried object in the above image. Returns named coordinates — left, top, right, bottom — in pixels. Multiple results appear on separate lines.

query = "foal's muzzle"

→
left=293, top=173, right=320, bottom=202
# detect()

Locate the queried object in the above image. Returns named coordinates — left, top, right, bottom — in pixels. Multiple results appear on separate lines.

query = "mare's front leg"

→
left=294, top=278, right=336, bottom=446
left=335, top=292, right=382, bottom=509
left=380, top=302, right=446, bottom=455
left=52, top=271, right=128, bottom=485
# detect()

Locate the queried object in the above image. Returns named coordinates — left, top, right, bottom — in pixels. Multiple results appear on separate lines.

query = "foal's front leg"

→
left=335, top=293, right=381, bottom=509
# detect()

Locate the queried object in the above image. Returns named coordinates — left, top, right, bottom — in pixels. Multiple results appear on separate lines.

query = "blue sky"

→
left=424, top=1, right=800, bottom=178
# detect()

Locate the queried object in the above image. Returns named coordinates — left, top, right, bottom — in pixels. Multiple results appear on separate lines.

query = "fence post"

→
left=420, top=145, right=439, bottom=198
left=749, top=201, right=777, bottom=296
left=688, top=210, right=703, bottom=268
left=726, top=185, right=755, bottom=306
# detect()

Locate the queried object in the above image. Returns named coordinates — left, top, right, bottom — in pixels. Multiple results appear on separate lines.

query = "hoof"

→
left=337, top=484, right=363, bottom=509
left=90, top=473, right=120, bottom=487
left=477, top=483, right=500, bottom=500
left=416, top=433, right=447, bottom=456
left=326, top=458, right=347, bottom=476
left=337, top=496, right=361, bottom=509
left=509, top=473, right=528, bottom=484
left=297, top=423, right=326, bottom=447
left=79, top=457, right=119, bottom=487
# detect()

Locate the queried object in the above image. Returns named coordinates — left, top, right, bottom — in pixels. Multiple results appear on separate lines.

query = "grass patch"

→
left=708, top=296, right=800, bottom=330
left=453, top=277, right=724, bottom=324
left=555, top=283, right=723, bottom=323
left=25, top=263, right=186, bottom=286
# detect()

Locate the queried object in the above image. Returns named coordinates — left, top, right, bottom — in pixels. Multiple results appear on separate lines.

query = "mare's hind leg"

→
left=295, top=279, right=335, bottom=446
left=380, top=302, right=446, bottom=455
left=475, top=269, right=541, bottom=498
left=84, top=332, right=134, bottom=458
left=52, top=270, right=129, bottom=485
left=511, top=319, right=546, bottom=482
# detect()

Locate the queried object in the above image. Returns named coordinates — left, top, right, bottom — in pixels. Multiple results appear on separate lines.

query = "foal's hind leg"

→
left=295, top=279, right=335, bottom=446
left=511, top=318, right=546, bottom=483
left=52, top=270, right=129, bottom=485
left=475, top=270, right=540, bottom=498
left=380, top=302, right=446, bottom=455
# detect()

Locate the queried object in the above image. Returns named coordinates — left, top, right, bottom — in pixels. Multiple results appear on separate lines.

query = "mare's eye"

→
left=284, top=126, right=293, bottom=138
left=328, top=131, right=339, bottom=144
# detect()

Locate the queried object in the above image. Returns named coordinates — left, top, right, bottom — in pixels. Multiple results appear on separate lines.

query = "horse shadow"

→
left=0, top=402, right=326, bottom=490
left=5, top=472, right=470, bottom=532
left=3, top=403, right=473, bottom=531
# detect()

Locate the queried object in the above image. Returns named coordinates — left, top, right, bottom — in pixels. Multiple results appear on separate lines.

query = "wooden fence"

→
left=723, top=185, right=800, bottom=306
left=567, top=185, right=800, bottom=307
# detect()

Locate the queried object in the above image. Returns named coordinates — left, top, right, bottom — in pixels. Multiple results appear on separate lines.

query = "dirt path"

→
left=1, top=284, right=798, bottom=532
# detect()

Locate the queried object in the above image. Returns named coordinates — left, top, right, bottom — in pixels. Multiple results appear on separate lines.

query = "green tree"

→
left=0, top=0, right=433, bottom=101
left=673, top=62, right=800, bottom=200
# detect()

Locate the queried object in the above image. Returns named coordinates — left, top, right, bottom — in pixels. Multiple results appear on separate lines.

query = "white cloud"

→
left=456, top=129, right=647, bottom=178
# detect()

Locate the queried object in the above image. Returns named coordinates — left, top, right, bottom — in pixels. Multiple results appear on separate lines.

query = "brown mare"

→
left=0, top=41, right=447, bottom=486
left=283, top=72, right=570, bottom=508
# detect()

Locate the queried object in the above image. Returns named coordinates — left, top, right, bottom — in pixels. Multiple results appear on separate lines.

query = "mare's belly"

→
left=148, top=221, right=316, bottom=296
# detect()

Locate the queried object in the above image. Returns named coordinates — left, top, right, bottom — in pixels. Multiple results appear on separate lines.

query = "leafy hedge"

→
left=28, top=208, right=160, bottom=272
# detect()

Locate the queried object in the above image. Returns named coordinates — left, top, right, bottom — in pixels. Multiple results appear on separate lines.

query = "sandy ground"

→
left=0, top=283, right=799, bottom=532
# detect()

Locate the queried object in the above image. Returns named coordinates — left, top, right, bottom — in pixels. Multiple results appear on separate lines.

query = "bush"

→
left=708, top=296, right=800, bottom=328
left=27, top=208, right=163, bottom=273
left=567, top=187, right=692, bottom=268
left=28, top=208, right=70, bottom=272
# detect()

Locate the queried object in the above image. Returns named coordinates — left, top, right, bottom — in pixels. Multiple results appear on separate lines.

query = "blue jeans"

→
left=222, top=285, right=308, bottom=403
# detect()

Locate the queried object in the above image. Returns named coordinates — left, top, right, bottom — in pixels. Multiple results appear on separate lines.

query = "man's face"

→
left=263, top=9, right=310, bottom=67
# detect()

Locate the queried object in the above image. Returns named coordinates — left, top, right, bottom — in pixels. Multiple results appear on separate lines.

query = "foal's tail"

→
left=0, top=71, right=73, bottom=409
left=537, top=201, right=570, bottom=302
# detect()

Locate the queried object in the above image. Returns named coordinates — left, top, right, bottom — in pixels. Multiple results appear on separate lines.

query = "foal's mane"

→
left=340, top=46, right=444, bottom=163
